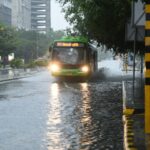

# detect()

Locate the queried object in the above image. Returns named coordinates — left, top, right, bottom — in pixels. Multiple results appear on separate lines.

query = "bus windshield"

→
left=52, top=47, right=85, bottom=64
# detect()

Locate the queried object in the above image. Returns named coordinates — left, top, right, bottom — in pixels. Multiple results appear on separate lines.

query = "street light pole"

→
left=132, top=27, right=137, bottom=104
left=36, top=32, right=39, bottom=59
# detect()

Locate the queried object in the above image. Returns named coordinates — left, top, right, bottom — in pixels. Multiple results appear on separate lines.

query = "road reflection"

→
left=47, top=83, right=63, bottom=150
left=49, top=83, right=61, bottom=124
left=0, top=70, right=123, bottom=150
left=45, top=81, right=122, bottom=150
left=80, top=83, right=93, bottom=149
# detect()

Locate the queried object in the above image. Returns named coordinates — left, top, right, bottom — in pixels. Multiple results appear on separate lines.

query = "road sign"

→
left=125, top=0, right=145, bottom=42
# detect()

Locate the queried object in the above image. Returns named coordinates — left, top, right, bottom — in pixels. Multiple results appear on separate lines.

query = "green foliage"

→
left=10, top=58, right=24, bottom=68
left=133, top=0, right=148, bottom=3
left=56, top=0, right=132, bottom=53
left=24, top=59, right=49, bottom=68
left=48, top=28, right=65, bottom=45
left=34, top=59, right=49, bottom=67
left=25, top=61, right=36, bottom=68
left=15, top=30, right=40, bottom=63
left=15, top=28, right=65, bottom=63
left=0, top=22, right=65, bottom=62
left=0, top=24, right=17, bottom=56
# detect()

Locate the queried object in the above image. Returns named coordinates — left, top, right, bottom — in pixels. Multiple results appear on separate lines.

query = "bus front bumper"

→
left=51, top=69, right=90, bottom=77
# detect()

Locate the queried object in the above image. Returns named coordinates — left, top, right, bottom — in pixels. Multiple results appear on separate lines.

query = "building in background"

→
left=11, top=0, right=31, bottom=30
left=0, top=0, right=51, bottom=32
left=31, top=0, right=51, bottom=34
left=0, top=0, right=12, bottom=26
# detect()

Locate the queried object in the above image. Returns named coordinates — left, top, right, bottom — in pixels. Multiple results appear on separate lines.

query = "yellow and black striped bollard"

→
left=145, top=1, right=150, bottom=149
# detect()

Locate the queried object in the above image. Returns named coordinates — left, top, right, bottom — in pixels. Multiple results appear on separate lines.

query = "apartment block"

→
left=11, top=0, right=31, bottom=30
left=0, top=0, right=12, bottom=26
left=31, top=0, right=51, bottom=33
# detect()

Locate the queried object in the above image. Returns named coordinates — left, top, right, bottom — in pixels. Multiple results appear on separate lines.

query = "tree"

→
left=15, top=28, right=65, bottom=63
left=0, top=23, right=65, bottom=64
left=14, top=30, right=37, bottom=63
left=0, top=24, right=17, bottom=67
left=48, top=28, right=65, bottom=45
left=56, top=0, right=134, bottom=53
left=0, top=24, right=17, bottom=56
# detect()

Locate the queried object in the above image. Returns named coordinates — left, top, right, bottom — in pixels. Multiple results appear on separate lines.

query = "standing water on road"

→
left=0, top=60, right=123, bottom=150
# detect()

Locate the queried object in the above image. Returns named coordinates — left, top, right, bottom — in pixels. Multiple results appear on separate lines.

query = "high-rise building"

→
left=11, top=0, right=31, bottom=30
left=0, top=0, right=12, bottom=26
left=31, top=0, right=51, bottom=34
left=0, top=0, right=51, bottom=32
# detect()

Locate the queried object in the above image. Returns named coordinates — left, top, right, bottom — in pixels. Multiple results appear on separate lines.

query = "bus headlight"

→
left=81, top=65, right=89, bottom=73
left=50, top=64, right=60, bottom=72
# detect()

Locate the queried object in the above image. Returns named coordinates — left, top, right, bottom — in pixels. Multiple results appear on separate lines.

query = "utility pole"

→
left=36, top=32, right=39, bottom=59
left=145, top=1, right=150, bottom=148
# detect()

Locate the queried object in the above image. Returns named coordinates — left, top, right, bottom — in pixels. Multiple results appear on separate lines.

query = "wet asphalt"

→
left=0, top=68, right=123, bottom=150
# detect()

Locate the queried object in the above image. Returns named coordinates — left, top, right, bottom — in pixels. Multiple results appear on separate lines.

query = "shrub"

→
left=25, top=61, right=36, bottom=68
left=34, top=59, right=49, bottom=67
left=10, top=58, right=24, bottom=68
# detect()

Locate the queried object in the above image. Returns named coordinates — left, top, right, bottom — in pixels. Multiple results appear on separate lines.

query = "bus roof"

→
left=54, top=36, right=88, bottom=44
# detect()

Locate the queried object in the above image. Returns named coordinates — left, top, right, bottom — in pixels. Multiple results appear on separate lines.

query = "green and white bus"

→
left=49, top=36, right=97, bottom=78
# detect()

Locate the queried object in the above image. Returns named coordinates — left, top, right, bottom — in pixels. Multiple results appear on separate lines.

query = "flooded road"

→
left=0, top=68, right=123, bottom=150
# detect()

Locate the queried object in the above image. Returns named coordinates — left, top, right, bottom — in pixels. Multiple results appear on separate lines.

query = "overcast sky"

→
left=51, top=0, right=70, bottom=31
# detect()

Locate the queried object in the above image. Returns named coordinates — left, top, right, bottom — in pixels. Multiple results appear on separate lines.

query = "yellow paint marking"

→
left=123, top=109, right=134, bottom=115
left=145, top=21, right=150, bottom=29
left=145, top=86, right=150, bottom=133
left=145, top=37, right=150, bottom=46
left=123, top=115, right=137, bottom=150
left=145, top=53, right=150, bottom=62
left=145, top=5, right=150, bottom=13
left=145, top=70, right=150, bottom=78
